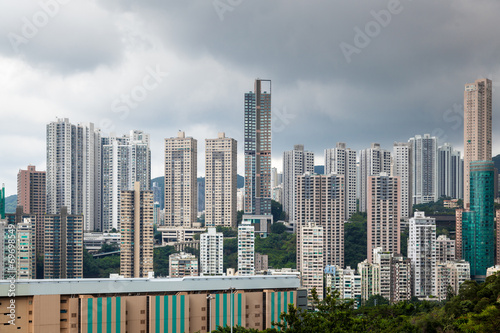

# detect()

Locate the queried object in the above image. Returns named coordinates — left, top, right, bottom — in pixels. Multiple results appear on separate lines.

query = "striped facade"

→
left=0, top=277, right=299, bottom=333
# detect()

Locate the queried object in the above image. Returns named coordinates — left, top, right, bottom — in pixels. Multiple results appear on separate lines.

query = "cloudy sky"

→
left=1, top=0, right=500, bottom=196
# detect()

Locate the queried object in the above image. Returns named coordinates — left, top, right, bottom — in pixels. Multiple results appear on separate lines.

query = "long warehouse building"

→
left=0, top=275, right=303, bottom=333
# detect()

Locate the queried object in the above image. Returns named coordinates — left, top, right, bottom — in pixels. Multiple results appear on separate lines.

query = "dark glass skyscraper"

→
left=462, top=160, right=495, bottom=281
left=244, top=79, right=272, bottom=215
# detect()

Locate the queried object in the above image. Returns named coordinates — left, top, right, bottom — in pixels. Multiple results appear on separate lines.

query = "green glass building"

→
left=462, top=160, right=495, bottom=281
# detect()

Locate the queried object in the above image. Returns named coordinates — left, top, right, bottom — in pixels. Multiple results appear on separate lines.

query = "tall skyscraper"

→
left=46, top=118, right=101, bottom=231
left=437, top=143, right=463, bottom=199
left=325, top=142, right=357, bottom=220
left=17, top=165, right=46, bottom=255
left=44, top=207, right=83, bottom=279
left=392, top=142, right=412, bottom=219
left=205, top=133, right=237, bottom=228
left=244, top=79, right=272, bottom=215
left=102, top=130, right=151, bottom=231
left=367, top=173, right=400, bottom=263
left=283, top=144, right=314, bottom=222
left=164, top=131, right=197, bottom=227
left=461, top=161, right=495, bottom=281
left=238, top=220, right=255, bottom=276
left=296, top=173, right=345, bottom=270
left=200, top=227, right=224, bottom=276
left=408, top=212, right=436, bottom=297
left=464, top=78, right=492, bottom=208
left=409, top=134, right=438, bottom=204
left=360, top=143, right=391, bottom=212
left=120, top=182, right=154, bottom=278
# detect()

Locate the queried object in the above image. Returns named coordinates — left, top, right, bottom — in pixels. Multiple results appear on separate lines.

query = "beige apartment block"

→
left=44, top=207, right=83, bottom=279
left=455, top=209, right=463, bottom=259
left=165, top=131, right=197, bottom=227
left=298, top=222, right=324, bottom=300
left=17, top=165, right=46, bottom=256
left=367, top=173, right=400, bottom=263
left=464, top=78, right=492, bottom=208
left=295, top=173, right=345, bottom=271
left=120, top=182, right=154, bottom=278
left=205, top=133, right=237, bottom=228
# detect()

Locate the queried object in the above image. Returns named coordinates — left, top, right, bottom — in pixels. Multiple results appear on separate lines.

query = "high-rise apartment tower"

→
left=244, top=79, right=272, bottom=215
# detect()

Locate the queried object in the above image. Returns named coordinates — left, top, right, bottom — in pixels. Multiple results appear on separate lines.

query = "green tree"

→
left=95, top=255, right=120, bottom=277
left=153, top=246, right=176, bottom=277
left=271, top=200, right=287, bottom=222
left=83, top=248, right=100, bottom=278
left=275, top=288, right=366, bottom=332
left=344, top=213, right=367, bottom=268
left=223, top=238, right=238, bottom=271
left=270, top=222, right=286, bottom=234
left=400, top=230, right=408, bottom=257
left=255, top=233, right=296, bottom=269
left=98, top=243, right=119, bottom=253
left=217, top=226, right=238, bottom=238
left=363, top=294, right=390, bottom=307
left=237, top=210, right=244, bottom=224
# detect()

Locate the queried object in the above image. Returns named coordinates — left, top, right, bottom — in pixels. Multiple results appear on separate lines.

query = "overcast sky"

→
left=1, top=0, right=500, bottom=196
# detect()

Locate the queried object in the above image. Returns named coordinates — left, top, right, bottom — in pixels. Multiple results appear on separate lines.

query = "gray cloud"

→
left=1, top=0, right=500, bottom=195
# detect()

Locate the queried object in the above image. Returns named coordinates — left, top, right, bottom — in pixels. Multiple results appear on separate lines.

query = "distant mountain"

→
left=493, top=154, right=500, bottom=171
left=5, top=195, right=17, bottom=214
left=314, top=165, right=324, bottom=175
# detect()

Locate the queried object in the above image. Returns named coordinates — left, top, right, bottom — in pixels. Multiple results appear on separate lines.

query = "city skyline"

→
left=2, top=1, right=500, bottom=195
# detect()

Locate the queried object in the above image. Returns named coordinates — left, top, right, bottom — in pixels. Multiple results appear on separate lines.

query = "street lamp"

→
left=207, top=294, right=214, bottom=332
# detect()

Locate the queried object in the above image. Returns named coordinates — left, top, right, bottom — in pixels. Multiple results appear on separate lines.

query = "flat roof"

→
left=0, top=275, right=300, bottom=297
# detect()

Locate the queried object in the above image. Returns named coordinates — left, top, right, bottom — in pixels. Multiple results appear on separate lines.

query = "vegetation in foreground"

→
left=211, top=272, right=500, bottom=333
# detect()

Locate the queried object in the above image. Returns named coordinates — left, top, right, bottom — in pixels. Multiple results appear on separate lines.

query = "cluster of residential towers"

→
left=2, top=78, right=500, bottom=306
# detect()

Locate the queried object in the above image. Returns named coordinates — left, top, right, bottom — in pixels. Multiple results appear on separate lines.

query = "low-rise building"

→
left=435, top=260, right=470, bottom=301
left=0, top=275, right=301, bottom=332
left=325, top=265, right=362, bottom=308
left=83, top=232, right=120, bottom=253
left=169, top=252, right=199, bottom=278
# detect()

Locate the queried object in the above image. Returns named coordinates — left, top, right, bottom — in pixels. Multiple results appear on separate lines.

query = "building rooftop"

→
left=0, top=275, right=300, bottom=297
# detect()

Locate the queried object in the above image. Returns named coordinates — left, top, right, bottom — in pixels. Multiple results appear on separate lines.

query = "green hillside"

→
left=5, top=195, right=17, bottom=214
